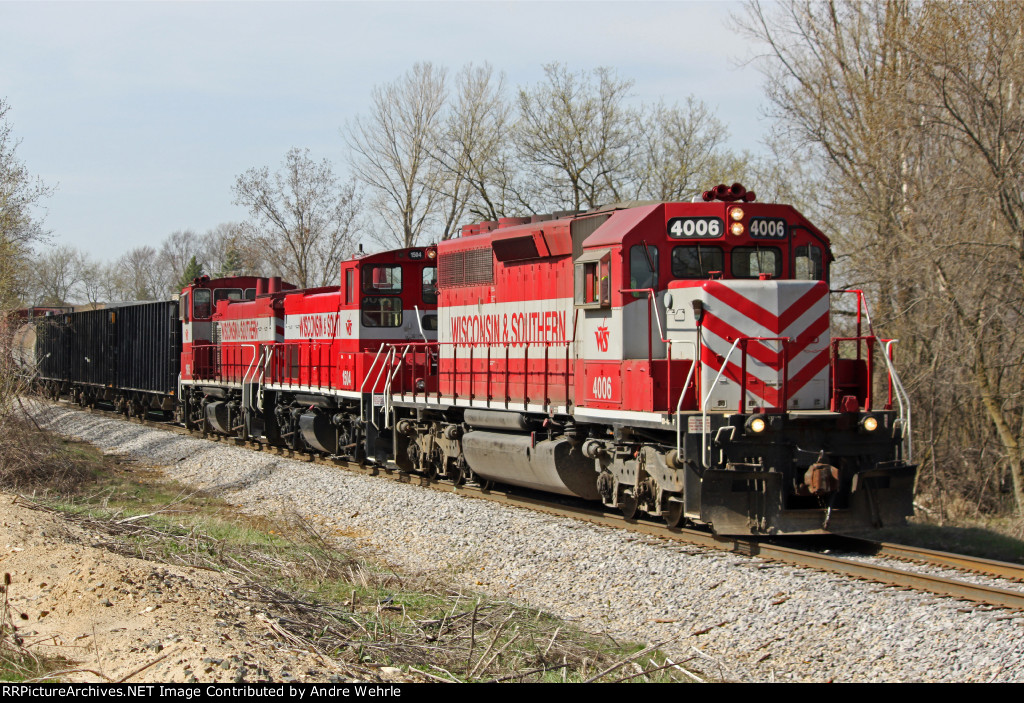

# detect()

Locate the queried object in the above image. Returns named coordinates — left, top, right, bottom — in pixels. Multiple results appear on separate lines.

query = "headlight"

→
left=746, top=414, right=767, bottom=434
left=860, top=415, right=879, bottom=432
left=729, top=207, right=745, bottom=221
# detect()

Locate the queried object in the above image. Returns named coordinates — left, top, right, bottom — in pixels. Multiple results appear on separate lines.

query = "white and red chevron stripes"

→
left=698, top=280, right=830, bottom=411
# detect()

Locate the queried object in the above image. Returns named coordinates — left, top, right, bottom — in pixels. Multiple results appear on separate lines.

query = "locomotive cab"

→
left=568, top=190, right=914, bottom=534
left=178, top=275, right=297, bottom=436
left=265, top=247, right=439, bottom=461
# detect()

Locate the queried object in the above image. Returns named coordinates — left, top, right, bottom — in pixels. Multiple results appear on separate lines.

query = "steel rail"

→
left=751, top=542, right=1024, bottom=611
left=809, top=534, right=1024, bottom=583
left=875, top=542, right=1024, bottom=583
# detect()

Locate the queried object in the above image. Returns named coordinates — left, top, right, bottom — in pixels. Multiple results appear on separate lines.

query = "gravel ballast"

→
left=36, top=404, right=1024, bottom=682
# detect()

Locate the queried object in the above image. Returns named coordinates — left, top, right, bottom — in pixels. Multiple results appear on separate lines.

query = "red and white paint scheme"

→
left=380, top=191, right=913, bottom=534
left=172, top=187, right=915, bottom=536
left=415, top=200, right=834, bottom=421
left=264, top=247, right=438, bottom=396
left=179, top=275, right=294, bottom=386
left=667, top=279, right=831, bottom=413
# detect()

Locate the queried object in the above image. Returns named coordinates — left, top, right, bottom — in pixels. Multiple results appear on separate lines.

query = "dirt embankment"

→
left=0, top=493, right=382, bottom=683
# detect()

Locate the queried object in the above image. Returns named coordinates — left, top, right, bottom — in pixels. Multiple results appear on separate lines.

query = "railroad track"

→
left=52, top=400, right=1024, bottom=612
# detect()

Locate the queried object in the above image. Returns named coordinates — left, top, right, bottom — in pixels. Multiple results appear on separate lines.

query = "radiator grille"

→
left=439, top=248, right=494, bottom=287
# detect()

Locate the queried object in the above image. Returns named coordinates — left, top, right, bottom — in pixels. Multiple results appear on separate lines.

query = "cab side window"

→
left=794, top=245, right=824, bottom=281
left=422, top=266, right=438, bottom=304
left=214, top=288, right=243, bottom=305
left=575, top=255, right=612, bottom=308
left=629, top=245, right=659, bottom=298
left=193, top=289, right=212, bottom=319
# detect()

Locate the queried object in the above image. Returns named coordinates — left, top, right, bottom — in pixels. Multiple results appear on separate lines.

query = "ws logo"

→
left=595, top=324, right=610, bottom=352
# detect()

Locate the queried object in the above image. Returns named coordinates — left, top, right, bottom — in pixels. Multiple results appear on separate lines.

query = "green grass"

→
left=0, top=651, right=68, bottom=683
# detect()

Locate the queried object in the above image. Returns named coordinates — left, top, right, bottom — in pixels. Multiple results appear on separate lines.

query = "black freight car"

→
left=35, top=300, right=181, bottom=416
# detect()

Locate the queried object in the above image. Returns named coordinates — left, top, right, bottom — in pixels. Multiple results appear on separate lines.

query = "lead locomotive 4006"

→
left=29, top=185, right=916, bottom=536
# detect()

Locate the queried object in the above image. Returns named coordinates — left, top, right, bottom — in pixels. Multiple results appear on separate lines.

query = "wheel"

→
left=451, top=464, right=466, bottom=487
left=665, top=498, right=685, bottom=528
left=619, top=489, right=639, bottom=521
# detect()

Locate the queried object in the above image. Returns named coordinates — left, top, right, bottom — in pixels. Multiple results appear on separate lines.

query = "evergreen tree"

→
left=219, top=248, right=244, bottom=278
left=178, top=255, right=203, bottom=290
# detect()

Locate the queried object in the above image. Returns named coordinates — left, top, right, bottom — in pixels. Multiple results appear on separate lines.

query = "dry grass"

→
left=51, top=498, right=701, bottom=683
left=18, top=446, right=702, bottom=684
left=0, top=410, right=92, bottom=493
left=0, top=319, right=90, bottom=493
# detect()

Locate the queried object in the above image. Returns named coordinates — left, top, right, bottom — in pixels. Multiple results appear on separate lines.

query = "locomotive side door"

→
left=573, top=248, right=623, bottom=409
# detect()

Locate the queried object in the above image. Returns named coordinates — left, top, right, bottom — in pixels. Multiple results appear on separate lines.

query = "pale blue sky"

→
left=0, top=1, right=768, bottom=259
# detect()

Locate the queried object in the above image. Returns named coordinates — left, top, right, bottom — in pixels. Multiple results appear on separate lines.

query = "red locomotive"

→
left=179, top=247, right=439, bottom=463
left=34, top=186, right=915, bottom=536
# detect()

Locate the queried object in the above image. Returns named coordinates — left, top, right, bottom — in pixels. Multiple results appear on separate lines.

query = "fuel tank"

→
left=461, top=431, right=600, bottom=500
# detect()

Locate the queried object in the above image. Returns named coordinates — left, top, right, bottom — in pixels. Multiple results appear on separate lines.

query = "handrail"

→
left=831, top=286, right=911, bottom=458
left=675, top=349, right=698, bottom=457
left=413, top=305, right=429, bottom=343
left=359, top=345, right=389, bottom=423
left=698, top=335, right=791, bottom=468
left=881, top=339, right=913, bottom=460
left=621, top=287, right=675, bottom=409
left=373, top=338, right=573, bottom=413
left=701, top=337, right=743, bottom=468
left=257, top=347, right=271, bottom=411
left=380, top=344, right=410, bottom=429
left=366, top=346, right=396, bottom=429
left=238, top=344, right=258, bottom=412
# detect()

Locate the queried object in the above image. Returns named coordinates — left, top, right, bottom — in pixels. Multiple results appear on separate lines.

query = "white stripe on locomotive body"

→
left=183, top=321, right=212, bottom=344
left=696, top=280, right=830, bottom=411
left=284, top=309, right=437, bottom=342
left=442, top=295, right=685, bottom=363
left=284, top=310, right=357, bottom=341
left=217, top=316, right=281, bottom=343
left=439, top=297, right=576, bottom=359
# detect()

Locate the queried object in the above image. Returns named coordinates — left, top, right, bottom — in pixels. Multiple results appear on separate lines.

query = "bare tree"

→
left=434, top=63, right=521, bottom=224
left=0, top=98, right=52, bottom=310
left=75, top=254, right=111, bottom=306
left=514, top=64, right=638, bottom=212
left=234, top=148, right=361, bottom=289
left=907, top=2, right=1024, bottom=517
left=200, top=222, right=260, bottom=278
left=346, top=62, right=449, bottom=248
left=157, top=229, right=201, bottom=294
left=29, top=245, right=84, bottom=305
left=632, top=98, right=747, bottom=202
left=113, top=246, right=162, bottom=301
left=742, top=0, right=1024, bottom=518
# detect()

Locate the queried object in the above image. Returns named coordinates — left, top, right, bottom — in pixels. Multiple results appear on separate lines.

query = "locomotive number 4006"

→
left=591, top=375, right=615, bottom=401
left=667, top=217, right=723, bottom=239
